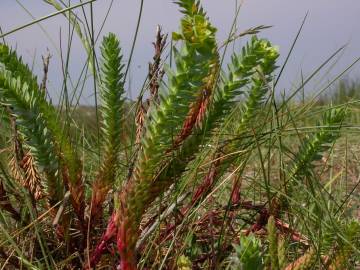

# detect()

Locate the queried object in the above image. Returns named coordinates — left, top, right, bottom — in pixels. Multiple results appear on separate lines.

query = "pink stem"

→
left=87, top=214, right=117, bottom=268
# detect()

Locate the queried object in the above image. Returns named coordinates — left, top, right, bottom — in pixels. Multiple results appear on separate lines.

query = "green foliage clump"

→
left=267, top=216, right=280, bottom=270
left=230, top=234, right=263, bottom=270
left=0, top=0, right=358, bottom=269
left=90, top=33, right=125, bottom=220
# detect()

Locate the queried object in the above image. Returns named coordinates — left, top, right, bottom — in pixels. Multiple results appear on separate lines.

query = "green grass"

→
left=0, top=0, right=359, bottom=269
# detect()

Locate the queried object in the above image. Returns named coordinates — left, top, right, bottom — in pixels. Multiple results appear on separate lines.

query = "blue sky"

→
left=1, top=0, right=360, bottom=104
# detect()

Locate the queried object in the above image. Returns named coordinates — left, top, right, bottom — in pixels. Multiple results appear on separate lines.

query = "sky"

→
left=1, top=0, right=360, bottom=104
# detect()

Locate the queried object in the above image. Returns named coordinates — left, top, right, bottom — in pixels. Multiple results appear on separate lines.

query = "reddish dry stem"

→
left=173, top=94, right=207, bottom=148
left=149, top=26, right=167, bottom=100
left=61, top=166, right=86, bottom=242
left=88, top=213, right=118, bottom=268
left=190, top=153, right=221, bottom=205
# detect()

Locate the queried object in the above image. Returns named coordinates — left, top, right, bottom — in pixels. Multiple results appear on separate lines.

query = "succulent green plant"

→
left=267, top=216, right=280, bottom=270
left=115, top=1, right=220, bottom=266
left=0, top=0, right=357, bottom=269
left=278, top=236, right=287, bottom=269
left=326, top=220, right=360, bottom=269
left=0, top=45, right=63, bottom=205
left=0, top=46, right=87, bottom=256
left=283, top=107, right=346, bottom=206
left=90, top=32, right=125, bottom=221
left=230, top=234, right=264, bottom=270
left=113, top=1, right=280, bottom=268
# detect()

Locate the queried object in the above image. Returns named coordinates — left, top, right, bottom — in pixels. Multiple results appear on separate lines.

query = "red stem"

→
left=87, top=214, right=117, bottom=268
